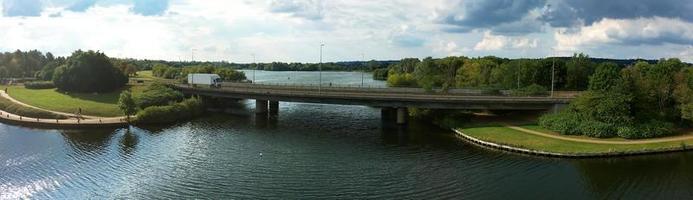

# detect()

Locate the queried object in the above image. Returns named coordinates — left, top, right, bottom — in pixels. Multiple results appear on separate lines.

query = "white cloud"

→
left=474, top=32, right=538, bottom=51
left=554, top=17, right=693, bottom=52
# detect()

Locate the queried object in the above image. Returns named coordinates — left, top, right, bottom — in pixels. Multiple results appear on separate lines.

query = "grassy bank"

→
left=459, top=125, right=693, bottom=154
left=6, top=85, right=145, bottom=117
left=0, top=96, right=68, bottom=119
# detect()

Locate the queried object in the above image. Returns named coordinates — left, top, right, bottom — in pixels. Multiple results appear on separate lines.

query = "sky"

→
left=0, top=0, right=692, bottom=63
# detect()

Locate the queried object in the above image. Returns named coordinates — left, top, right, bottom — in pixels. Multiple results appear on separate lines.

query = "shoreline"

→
left=453, top=129, right=692, bottom=158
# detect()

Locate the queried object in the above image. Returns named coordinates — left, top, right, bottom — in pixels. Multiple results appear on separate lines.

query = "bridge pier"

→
left=256, top=99, right=268, bottom=114
left=269, top=101, right=279, bottom=115
left=396, top=107, right=408, bottom=125
left=549, top=103, right=568, bottom=114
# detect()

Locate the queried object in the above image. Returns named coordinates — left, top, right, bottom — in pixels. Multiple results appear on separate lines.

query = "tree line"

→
left=382, top=54, right=670, bottom=92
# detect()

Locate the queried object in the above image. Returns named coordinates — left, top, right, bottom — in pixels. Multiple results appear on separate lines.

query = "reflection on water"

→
left=1, top=70, right=692, bottom=198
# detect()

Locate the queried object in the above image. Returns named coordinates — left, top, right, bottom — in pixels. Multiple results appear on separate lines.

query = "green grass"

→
left=135, top=70, right=154, bottom=79
left=6, top=85, right=145, bottom=117
left=0, top=96, right=68, bottom=119
left=459, top=125, right=693, bottom=154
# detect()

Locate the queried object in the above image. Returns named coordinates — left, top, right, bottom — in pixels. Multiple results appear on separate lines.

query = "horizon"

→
left=1, top=0, right=692, bottom=63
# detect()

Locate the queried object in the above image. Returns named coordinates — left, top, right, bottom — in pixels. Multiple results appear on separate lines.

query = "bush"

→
left=538, top=112, right=582, bottom=135
left=510, top=84, right=548, bottom=96
left=24, top=81, right=55, bottom=89
left=134, top=83, right=184, bottom=109
left=578, top=120, right=617, bottom=138
left=615, top=120, right=674, bottom=139
left=53, top=50, right=128, bottom=93
left=135, top=97, right=205, bottom=124
left=373, top=68, right=388, bottom=80
left=0, top=97, right=68, bottom=119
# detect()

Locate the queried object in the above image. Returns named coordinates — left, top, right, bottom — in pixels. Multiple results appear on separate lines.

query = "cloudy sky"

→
left=1, top=0, right=692, bottom=63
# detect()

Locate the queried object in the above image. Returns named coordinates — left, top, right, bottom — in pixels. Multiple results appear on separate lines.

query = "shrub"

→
left=135, top=97, right=205, bottom=124
left=538, top=112, right=582, bottom=135
left=24, top=81, right=55, bottom=89
left=578, top=120, right=616, bottom=138
left=134, top=83, right=184, bottom=109
left=616, top=120, right=675, bottom=139
left=0, top=97, right=68, bottom=119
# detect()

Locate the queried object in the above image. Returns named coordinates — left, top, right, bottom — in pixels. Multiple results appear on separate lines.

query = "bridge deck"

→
left=175, top=83, right=575, bottom=110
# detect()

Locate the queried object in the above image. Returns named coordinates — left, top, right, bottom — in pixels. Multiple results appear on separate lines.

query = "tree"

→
left=565, top=53, right=594, bottom=90
left=588, top=62, right=621, bottom=92
left=53, top=50, right=128, bottom=93
left=118, top=90, right=137, bottom=122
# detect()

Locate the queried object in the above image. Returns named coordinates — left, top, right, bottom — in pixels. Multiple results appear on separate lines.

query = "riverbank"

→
left=455, top=124, right=693, bottom=158
left=0, top=88, right=130, bottom=128
left=4, top=85, right=145, bottom=117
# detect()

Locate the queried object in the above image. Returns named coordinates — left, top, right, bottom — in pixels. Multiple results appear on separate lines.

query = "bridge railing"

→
left=214, top=82, right=582, bottom=98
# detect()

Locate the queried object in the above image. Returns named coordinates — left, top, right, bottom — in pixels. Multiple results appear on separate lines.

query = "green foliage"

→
left=386, top=73, right=417, bottom=87
left=52, top=50, right=128, bottom=93
left=588, top=62, right=621, bottom=91
left=214, top=68, right=246, bottom=82
left=153, top=64, right=246, bottom=82
left=456, top=58, right=498, bottom=87
left=0, top=96, right=68, bottom=119
left=24, top=81, right=55, bottom=89
left=565, top=53, right=594, bottom=90
left=538, top=112, right=583, bottom=135
left=570, top=91, right=633, bottom=125
left=372, top=68, right=388, bottom=80
left=510, top=84, right=548, bottom=96
left=616, top=120, right=674, bottom=139
left=578, top=120, right=617, bottom=138
left=135, top=97, right=205, bottom=124
left=118, top=90, right=137, bottom=117
left=134, top=83, right=184, bottom=109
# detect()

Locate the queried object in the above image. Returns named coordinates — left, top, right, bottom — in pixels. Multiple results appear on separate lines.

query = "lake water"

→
left=1, top=71, right=692, bottom=199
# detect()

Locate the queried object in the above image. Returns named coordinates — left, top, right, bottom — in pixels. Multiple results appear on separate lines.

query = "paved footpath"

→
left=507, top=125, right=693, bottom=145
left=0, top=91, right=130, bottom=127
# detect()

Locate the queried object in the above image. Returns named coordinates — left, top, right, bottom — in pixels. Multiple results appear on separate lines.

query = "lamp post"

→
left=361, top=53, right=365, bottom=87
left=252, top=53, right=256, bottom=84
left=551, top=48, right=556, bottom=97
left=191, top=49, right=197, bottom=62
left=319, top=43, right=324, bottom=92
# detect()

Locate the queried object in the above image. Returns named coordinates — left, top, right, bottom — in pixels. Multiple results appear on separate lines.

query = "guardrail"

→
left=215, top=82, right=581, bottom=98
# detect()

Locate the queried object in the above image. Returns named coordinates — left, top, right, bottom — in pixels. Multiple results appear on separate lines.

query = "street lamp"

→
left=361, top=53, right=365, bottom=87
left=191, top=49, right=197, bottom=62
left=319, top=43, right=324, bottom=92
left=551, top=48, right=556, bottom=97
left=252, top=53, right=256, bottom=84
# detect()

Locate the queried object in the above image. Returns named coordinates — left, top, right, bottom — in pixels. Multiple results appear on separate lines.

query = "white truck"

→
left=187, top=73, right=222, bottom=88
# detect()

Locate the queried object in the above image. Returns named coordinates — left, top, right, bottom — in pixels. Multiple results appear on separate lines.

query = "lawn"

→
left=459, top=125, right=693, bottom=154
left=6, top=85, right=145, bottom=117
left=135, top=70, right=155, bottom=79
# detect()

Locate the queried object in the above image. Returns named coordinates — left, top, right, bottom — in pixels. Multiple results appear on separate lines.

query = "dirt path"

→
left=507, top=125, right=693, bottom=145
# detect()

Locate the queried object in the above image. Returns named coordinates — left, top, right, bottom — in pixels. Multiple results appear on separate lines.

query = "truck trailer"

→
left=187, top=73, right=222, bottom=88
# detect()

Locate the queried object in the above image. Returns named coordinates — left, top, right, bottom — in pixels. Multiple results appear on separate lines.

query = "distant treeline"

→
left=381, top=54, right=677, bottom=91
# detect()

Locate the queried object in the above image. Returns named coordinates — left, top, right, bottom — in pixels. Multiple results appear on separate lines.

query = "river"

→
left=1, top=71, right=692, bottom=199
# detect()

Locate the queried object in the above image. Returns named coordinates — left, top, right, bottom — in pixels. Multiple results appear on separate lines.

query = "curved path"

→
left=0, top=91, right=130, bottom=128
left=0, top=90, right=124, bottom=120
left=507, top=125, right=693, bottom=145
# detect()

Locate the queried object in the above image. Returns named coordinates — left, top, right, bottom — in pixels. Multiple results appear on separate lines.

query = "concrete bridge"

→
left=174, top=83, right=576, bottom=124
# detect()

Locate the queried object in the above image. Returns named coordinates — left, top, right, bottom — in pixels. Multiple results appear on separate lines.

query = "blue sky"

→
left=1, top=0, right=691, bottom=63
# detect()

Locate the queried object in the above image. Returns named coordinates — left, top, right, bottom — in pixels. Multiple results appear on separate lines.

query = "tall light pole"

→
left=252, top=53, right=256, bottom=84
left=191, top=49, right=197, bottom=62
left=319, top=43, right=324, bottom=92
left=361, top=53, right=365, bottom=87
left=551, top=48, right=556, bottom=97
